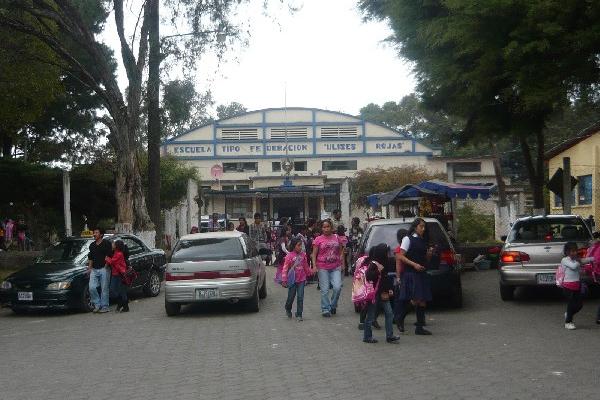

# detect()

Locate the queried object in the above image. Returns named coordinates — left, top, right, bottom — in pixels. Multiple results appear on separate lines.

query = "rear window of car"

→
left=171, top=237, right=244, bottom=262
left=508, top=217, right=591, bottom=243
left=364, top=222, right=450, bottom=252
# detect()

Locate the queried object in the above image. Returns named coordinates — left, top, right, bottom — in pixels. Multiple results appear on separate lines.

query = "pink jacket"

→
left=281, top=251, right=312, bottom=284
left=586, top=242, right=600, bottom=263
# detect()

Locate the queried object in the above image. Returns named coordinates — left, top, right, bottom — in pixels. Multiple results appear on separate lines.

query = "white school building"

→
left=161, top=107, right=510, bottom=237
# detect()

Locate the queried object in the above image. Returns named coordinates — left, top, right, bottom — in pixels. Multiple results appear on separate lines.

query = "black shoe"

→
left=358, top=323, right=364, bottom=330
left=363, top=338, right=378, bottom=344
left=121, top=303, right=129, bottom=312
left=415, top=327, right=432, bottom=335
left=372, top=320, right=381, bottom=330
left=322, top=312, right=331, bottom=317
left=331, top=308, right=336, bottom=315
left=286, top=310, right=292, bottom=318
left=115, top=304, right=122, bottom=313
left=386, top=335, right=401, bottom=343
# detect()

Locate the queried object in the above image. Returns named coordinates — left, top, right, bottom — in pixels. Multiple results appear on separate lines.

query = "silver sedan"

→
left=164, top=231, right=267, bottom=316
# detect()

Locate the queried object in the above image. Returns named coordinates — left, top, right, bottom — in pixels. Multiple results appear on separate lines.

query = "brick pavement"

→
left=1, top=268, right=599, bottom=400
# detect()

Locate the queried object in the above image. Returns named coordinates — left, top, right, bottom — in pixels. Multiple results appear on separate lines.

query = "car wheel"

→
left=79, top=284, right=94, bottom=312
left=246, top=283, right=260, bottom=313
left=165, top=300, right=181, bottom=316
left=500, top=283, right=515, bottom=301
left=143, top=269, right=161, bottom=297
left=258, top=275, right=267, bottom=299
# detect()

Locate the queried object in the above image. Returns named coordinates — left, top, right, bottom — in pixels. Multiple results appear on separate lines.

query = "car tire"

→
left=143, top=269, right=161, bottom=297
left=500, top=283, right=515, bottom=301
left=258, top=275, right=267, bottom=299
left=165, top=300, right=181, bottom=316
left=246, top=283, right=260, bottom=313
left=79, top=284, right=94, bottom=312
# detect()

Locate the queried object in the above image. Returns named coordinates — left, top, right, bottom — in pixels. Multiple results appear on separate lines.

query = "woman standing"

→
left=105, top=240, right=129, bottom=312
left=236, top=217, right=250, bottom=235
left=311, top=219, right=344, bottom=317
left=396, top=218, right=433, bottom=335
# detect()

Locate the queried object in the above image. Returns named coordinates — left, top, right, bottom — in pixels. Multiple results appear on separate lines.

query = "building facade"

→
left=546, top=124, right=600, bottom=222
left=162, top=107, right=499, bottom=234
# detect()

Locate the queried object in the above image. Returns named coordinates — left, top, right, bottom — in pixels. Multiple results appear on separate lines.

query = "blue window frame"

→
left=578, top=175, right=592, bottom=205
left=555, top=188, right=576, bottom=207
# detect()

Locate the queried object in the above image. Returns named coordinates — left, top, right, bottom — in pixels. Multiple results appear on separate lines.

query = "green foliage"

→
left=216, top=102, right=247, bottom=120
left=352, top=166, right=444, bottom=208
left=456, top=204, right=495, bottom=244
left=140, top=155, right=200, bottom=210
left=161, top=79, right=214, bottom=139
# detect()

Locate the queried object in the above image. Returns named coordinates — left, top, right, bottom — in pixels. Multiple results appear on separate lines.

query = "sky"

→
left=106, top=0, right=416, bottom=117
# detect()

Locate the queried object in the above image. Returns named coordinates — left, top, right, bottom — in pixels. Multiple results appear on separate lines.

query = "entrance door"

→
left=274, top=197, right=304, bottom=224
left=308, top=197, right=320, bottom=219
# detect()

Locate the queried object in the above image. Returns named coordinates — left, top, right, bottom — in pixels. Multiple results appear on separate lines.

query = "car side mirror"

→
left=500, top=235, right=507, bottom=242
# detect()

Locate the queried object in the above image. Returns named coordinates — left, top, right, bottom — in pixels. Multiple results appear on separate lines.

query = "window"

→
left=122, top=237, right=144, bottom=256
left=451, top=162, right=481, bottom=173
left=578, top=175, right=592, bottom=205
left=320, top=126, right=358, bottom=138
left=322, top=160, right=357, bottom=171
left=220, top=128, right=258, bottom=140
left=236, top=185, right=250, bottom=191
left=226, top=198, right=252, bottom=217
left=221, top=185, right=235, bottom=191
left=223, top=162, right=258, bottom=172
left=270, top=127, right=308, bottom=139
left=171, top=238, right=244, bottom=262
left=272, top=162, right=281, bottom=172
left=508, top=217, right=590, bottom=242
left=555, top=188, right=576, bottom=207
left=294, top=161, right=307, bottom=171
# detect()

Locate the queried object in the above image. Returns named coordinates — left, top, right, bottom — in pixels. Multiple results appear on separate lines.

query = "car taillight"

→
left=578, top=247, right=588, bottom=258
left=440, top=249, right=455, bottom=265
left=166, top=269, right=251, bottom=281
left=501, top=251, right=530, bottom=263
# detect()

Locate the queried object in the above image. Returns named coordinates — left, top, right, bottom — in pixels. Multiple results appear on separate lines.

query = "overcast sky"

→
left=106, top=0, right=415, bottom=117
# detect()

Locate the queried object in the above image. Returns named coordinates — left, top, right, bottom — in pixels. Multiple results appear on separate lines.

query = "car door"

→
left=122, top=237, right=149, bottom=286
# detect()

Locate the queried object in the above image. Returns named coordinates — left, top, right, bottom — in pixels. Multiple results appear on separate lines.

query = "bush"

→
left=456, top=204, right=494, bottom=243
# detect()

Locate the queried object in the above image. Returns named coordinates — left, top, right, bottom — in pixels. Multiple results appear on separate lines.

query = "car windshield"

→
left=365, top=222, right=450, bottom=252
left=39, top=240, right=88, bottom=263
left=171, top=237, right=244, bottom=262
left=508, top=217, right=591, bottom=243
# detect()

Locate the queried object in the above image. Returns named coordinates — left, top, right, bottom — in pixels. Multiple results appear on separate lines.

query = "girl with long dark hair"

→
left=105, top=239, right=129, bottom=312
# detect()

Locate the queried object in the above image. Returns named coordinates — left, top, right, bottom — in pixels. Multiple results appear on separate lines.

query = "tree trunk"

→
left=519, top=134, right=546, bottom=212
left=491, top=142, right=507, bottom=207
left=147, top=0, right=162, bottom=247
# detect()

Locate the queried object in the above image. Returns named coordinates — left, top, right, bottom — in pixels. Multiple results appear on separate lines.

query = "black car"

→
left=0, top=234, right=166, bottom=313
left=353, top=217, right=463, bottom=308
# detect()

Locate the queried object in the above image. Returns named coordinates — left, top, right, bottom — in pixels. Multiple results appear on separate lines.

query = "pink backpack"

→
left=351, top=258, right=379, bottom=309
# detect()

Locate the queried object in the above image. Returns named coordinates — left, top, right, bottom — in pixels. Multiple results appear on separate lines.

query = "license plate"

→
left=536, top=273, right=555, bottom=285
left=17, top=292, right=33, bottom=301
left=195, top=288, right=218, bottom=300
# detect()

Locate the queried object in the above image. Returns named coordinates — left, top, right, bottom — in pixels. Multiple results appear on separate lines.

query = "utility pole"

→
left=62, top=170, right=72, bottom=237
left=562, top=157, right=572, bottom=214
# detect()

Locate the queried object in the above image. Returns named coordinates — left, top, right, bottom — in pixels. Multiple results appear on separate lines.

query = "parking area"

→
left=1, top=268, right=599, bottom=400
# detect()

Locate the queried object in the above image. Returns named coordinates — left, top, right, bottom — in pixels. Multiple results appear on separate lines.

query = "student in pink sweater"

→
left=105, top=240, right=129, bottom=312
left=586, top=232, right=600, bottom=324
left=282, top=237, right=315, bottom=321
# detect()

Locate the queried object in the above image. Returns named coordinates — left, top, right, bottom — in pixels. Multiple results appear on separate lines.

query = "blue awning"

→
left=372, top=180, right=495, bottom=206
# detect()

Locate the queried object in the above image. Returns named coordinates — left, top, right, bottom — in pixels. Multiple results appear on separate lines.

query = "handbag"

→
left=121, top=266, right=138, bottom=286
left=555, top=264, right=566, bottom=287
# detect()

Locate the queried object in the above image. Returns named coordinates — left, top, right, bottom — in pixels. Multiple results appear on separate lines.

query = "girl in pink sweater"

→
left=282, top=237, right=315, bottom=321
left=105, top=240, right=129, bottom=312
left=586, top=232, right=600, bottom=324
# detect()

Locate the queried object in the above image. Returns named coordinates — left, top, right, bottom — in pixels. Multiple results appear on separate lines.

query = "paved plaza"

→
left=1, top=268, right=599, bottom=400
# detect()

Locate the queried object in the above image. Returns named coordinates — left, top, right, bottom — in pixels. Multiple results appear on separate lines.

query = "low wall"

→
left=0, top=251, right=42, bottom=271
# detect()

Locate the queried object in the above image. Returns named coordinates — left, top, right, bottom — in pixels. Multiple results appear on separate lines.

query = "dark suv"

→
left=354, top=217, right=463, bottom=308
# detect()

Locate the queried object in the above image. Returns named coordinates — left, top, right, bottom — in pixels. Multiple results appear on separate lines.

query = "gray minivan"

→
left=499, top=215, right=592, bottom=300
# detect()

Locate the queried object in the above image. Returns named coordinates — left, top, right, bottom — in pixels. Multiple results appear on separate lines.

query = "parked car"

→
left=164, top=231, right=267, bottom=316
left=498, top=214, right=593, bottom=300
left=0, top=234, right=166, bottom=313
left=353, top=217, right=463, bottom=308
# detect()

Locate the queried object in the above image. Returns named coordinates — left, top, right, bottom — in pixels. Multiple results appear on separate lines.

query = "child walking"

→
left=585, top=232, right=600, bottom=324
left=282, top=237, right=315, bottom=321
left=105, top=240, right=129, bottom=312
left=561, top=241, right=593, bottom=330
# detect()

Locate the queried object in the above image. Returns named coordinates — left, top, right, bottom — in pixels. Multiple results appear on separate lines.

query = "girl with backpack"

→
left=396, top=218, right=433, bottom=335
left=562, top=241, right=594, bottom=329
left=363, top=243, right=400, bottom=344
left=105, top=240, right=129, bottom=312
left=281, top=237, right=315, bottom=321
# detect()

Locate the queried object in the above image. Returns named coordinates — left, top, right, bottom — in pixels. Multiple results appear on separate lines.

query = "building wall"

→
left=548, top=133, right=600, bottom=221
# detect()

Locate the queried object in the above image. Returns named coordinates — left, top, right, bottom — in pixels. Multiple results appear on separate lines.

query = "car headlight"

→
left=46, top=281, right=71, bottom=290
left=0, top=280, right=11, bottom=290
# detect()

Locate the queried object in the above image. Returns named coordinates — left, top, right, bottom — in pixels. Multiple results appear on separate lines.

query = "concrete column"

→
left=319, top=196, right=325, bottom=218
left=252, top=197, right=257, bottom=216
left=187, top=179, right=199, bottom=231
left=178, top=202, right=188, bottom=238
left=304, top=195, right=309, bottom=221
left=340, top=178, right=351, bottom=228
left=269, top=197, right=274, bottom=220
left=62, top=170, right=72, bottom=237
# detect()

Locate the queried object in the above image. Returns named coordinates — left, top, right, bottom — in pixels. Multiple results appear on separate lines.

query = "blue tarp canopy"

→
left=373, top=180, right=495, bottom=206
